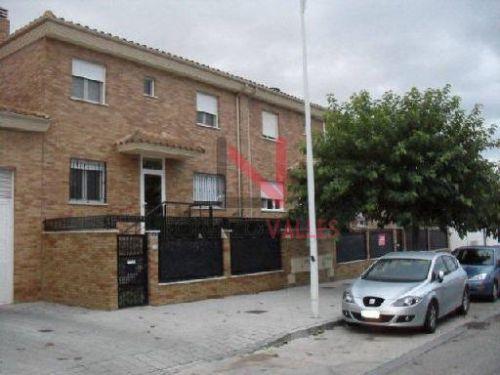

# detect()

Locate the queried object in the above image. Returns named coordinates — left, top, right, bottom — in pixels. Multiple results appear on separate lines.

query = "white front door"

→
left=140, top=157, right=165, bottom=231
left=0, top=169, right=14, bottom=305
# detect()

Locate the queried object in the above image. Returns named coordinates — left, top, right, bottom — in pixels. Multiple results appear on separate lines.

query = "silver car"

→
left=342, top=251, right=470, bottom=333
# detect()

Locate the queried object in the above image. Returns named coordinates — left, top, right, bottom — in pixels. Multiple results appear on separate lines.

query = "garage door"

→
left=0, top=169, right=14, bottom=305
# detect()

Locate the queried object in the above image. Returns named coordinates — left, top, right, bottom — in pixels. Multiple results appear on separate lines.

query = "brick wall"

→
left=0, top=40, right=46, bottom=112
left=147, top=233, right=286, bottom=305
left=37, top=228, right=376, bottom=310
left=1, top=37, right=324, bottom=302
left=281, top=233, right=336, bottom=285
left=145, top=229, right=367, bottom=307
left=40, top=39, right=324, bottom=221
left=41, top=231, right=118, bottom=310
left=0, top=129, right=44, bottom=301
left=335, top=259, right=374, bottom=280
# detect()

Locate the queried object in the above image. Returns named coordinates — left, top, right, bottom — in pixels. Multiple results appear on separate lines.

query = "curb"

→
left=162, top=316, right=345, bottom=374
left=364, top=311, right=500, bottom=375
left=260, top=316, right=345, bottom=349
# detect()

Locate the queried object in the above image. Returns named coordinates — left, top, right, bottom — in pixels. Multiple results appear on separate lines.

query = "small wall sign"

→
left=378, top=233, right=386, bottom=247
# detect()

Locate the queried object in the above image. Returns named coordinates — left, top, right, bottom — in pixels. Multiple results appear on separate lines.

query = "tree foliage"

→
left=290, top=85, right=500, bottom=237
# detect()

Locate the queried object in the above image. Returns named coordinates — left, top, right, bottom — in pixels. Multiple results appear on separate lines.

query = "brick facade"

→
left=0, top=129, right=44, bottom=301
left=0, top=12, right=325, bottom=304
left=41, top=231, right=118, bottom=310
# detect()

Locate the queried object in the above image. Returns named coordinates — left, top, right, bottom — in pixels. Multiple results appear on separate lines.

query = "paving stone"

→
left=0, top=282, right=345, bottom=374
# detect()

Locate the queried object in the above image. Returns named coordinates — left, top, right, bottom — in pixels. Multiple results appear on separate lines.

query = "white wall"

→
left=449, top=229, right=499, bottom=250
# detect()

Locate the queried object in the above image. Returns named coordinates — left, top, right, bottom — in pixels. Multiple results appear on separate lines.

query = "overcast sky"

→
left=3, top=0, right=499, bottom=159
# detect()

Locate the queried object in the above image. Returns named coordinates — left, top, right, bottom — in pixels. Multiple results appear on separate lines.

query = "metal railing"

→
left=43, top=200, right=221, bottom=233
left=44, top=215, right=143, bottom=232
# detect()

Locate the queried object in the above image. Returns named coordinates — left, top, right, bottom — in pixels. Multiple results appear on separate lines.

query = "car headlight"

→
left=343, top=290, right=354, bottom=303
left=393, top=296, right=423, bottom=307
left=469, top=273, right=488, bottom=281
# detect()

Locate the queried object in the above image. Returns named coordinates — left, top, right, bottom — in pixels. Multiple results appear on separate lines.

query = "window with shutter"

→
left=262, top=111, right=278, bottom=140
left=71, top=59, right=106, bottom=104
left=260, top=181, right=284, bottom=211
left=196, top=92, right=218, bottom=128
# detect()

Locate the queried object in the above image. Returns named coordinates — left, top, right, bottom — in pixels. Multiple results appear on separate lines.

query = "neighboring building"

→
left=0, top=9, right=325, bottom=306
left=449, top=229, right=499, bottom=250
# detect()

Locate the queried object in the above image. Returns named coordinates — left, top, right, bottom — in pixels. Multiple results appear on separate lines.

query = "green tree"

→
left=290, top=85, right=500, bottom=245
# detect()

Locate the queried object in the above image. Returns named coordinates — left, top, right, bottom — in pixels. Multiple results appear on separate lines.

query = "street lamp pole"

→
left=300, top=0, right=319, bottom=318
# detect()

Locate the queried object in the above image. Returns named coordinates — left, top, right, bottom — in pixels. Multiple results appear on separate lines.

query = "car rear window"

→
left=362, top=258, right=431, bottom=282
left=455, top=248, right=494, bottom=266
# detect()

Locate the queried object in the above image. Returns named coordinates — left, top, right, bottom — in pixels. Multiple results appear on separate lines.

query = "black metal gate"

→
left=117, top=234, right=148, bottom=308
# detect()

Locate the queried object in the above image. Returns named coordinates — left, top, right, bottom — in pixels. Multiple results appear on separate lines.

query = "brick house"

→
left=0, top=9, right=335, bottom=308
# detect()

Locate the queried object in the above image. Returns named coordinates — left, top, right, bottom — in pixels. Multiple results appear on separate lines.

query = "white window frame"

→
left=262, top=111, right=278, bottom=140
left=196, top=92, right=219, bottom=129
left=260, top=180, right=285, bottom=212
left=139, top=156, right=166, bottom=233
left=144, top=77, right=156, bottom=97
left=71, top=59, right=106, bottom=105
left=69, top=159, right=106, bottom=204
left=193, top=173, right=226, bottom=208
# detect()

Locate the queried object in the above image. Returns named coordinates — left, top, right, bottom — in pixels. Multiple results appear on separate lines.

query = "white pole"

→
left=300, top=0, right=319, bottom=318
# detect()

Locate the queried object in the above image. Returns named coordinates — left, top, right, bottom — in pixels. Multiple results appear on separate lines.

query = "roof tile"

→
left=116, top=129, right=205, bottom=154
left=0, top=104, right=50, bottom=119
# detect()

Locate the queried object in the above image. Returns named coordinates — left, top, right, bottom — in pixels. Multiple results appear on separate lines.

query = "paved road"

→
left=1, top=284, right=498, bottom=375
left=380, top=313, right=500, bottom=375
left=180, top=300, right=500, bottom=375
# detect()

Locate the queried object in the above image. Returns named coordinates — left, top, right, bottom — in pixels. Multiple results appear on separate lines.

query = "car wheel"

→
left=459, top=288, right=470, bottom=315
left=489, top=282, right=498, bottom=303
left=423, top=301, right=438, bottom=334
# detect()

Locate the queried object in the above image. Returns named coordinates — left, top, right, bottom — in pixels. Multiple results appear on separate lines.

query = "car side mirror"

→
left=437, top=270, right=445, bottom=283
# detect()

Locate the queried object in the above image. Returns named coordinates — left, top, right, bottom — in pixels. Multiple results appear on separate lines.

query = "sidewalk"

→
left=0, top=280, right=348, bottom=375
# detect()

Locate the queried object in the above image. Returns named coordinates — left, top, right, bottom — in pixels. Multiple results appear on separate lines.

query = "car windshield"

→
left=362, top=258, right=431, bottom=282
left=455, top=248, right=494, bottom=266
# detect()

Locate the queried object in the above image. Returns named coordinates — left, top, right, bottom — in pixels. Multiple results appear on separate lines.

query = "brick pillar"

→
left=222, top=229, right=232, bottom=277
left=280, top=231, right=296, bottom=285
left=147, top=233, right=159, bottom=304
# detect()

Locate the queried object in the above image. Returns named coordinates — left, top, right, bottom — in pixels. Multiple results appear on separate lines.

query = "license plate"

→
left=361, top=310, right=380, bottom=319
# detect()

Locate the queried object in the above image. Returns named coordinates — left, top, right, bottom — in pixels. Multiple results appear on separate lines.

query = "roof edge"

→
left=0, top=11, right=326, bottom=119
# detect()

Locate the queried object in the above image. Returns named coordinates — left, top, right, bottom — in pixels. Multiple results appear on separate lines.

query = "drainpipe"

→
left=241, top=83, right=257, bottom=218
left=246, top=94, right=254, bottom=218
left=240, top=83, right=257, bottom=217
left=235, top=93, right=243, bottom=217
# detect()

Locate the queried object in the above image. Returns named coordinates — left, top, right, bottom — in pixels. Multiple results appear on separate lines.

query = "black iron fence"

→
left=337, top=229, right=399, bottom=264
left=228, top=219, right=282, bottom=275
left=44, top=215, right=143, bottom=232
left=405, top=228, right=449, bottom=251
left=158, top=217, right=223, bottom=282
left=404, top=229, right=429, bottom=251
left=156, top=217, right=283, bottom=281
left=369, top=230, right=395, bottom=258
left=429, top=229, right=449, bottom=250
left=336, top=232, right=367, bottom=263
